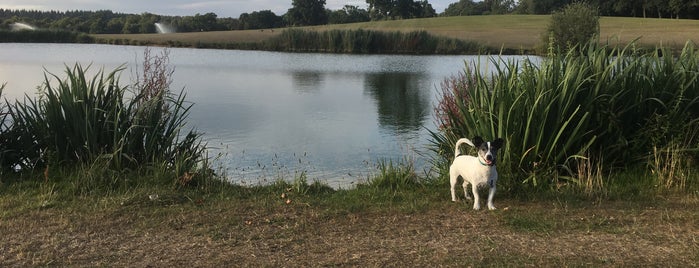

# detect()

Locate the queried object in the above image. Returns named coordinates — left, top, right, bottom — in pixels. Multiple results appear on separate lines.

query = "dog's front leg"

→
left=486, top=185, right=496, bottom=210
left=471, top=185, right=481, bottom=210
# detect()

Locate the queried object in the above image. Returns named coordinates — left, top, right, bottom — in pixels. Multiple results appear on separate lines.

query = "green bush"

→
left=431, top=41, right=699, bottom=192
left=544, top=2, right=599, bottom=52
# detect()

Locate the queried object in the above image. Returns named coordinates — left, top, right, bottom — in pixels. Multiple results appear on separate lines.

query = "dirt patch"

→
left=1, top=197, right=697, bottom=266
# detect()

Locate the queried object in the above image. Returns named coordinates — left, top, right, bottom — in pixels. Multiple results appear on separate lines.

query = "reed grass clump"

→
left=365, top=158, right=419, bottom=190
left=265, top=28, right=484, bottom=54
left=431, top=41, right=699, bottom=193
left=2, top=49, right=211, bottom=192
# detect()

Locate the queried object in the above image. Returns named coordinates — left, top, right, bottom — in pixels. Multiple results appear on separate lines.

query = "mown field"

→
left=1, top=181, right=697, bottom=266
left=94, top=15, right=699, bottom=52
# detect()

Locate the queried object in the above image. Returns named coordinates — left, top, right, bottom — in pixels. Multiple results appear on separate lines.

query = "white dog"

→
left=449, top=136, right=504, bottom=210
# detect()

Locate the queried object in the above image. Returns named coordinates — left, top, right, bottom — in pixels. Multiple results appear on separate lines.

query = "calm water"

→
left=0, top=43, right=530, bottom=188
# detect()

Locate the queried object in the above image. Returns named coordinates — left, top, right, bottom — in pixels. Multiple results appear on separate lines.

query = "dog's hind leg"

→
left=449, top=171, right=458, bottom=202
left=462, top=181, right=472, bottom=201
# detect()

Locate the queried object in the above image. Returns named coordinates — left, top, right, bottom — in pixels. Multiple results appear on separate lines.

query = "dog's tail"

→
left=454, top=138, right=475, bottom=158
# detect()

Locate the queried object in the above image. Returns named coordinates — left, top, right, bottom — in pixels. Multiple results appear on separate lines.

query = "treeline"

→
left=0, top=10, right=239, bottom=34
left=2, top=0, right=699, bottom=36
left=445, top=0, right=699, bottom=19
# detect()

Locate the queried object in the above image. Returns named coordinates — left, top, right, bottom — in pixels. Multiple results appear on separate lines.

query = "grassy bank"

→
left=93, top=15, right=699, bottom=54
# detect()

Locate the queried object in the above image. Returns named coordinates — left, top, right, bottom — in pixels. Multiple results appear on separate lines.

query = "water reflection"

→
left=364, top=72, right=430, bottom=134
left=291, top=71, right=323, bottom=93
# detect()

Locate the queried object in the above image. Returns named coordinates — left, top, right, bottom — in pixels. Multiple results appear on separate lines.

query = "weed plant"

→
left=431, top=40, right=699, bottom=193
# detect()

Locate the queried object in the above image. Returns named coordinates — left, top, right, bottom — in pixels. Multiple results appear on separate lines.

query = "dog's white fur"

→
left=450, top=138, right=500, bottom=210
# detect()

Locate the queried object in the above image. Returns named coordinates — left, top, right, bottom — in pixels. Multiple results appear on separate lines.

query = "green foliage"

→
left=3, top=50, right=208, bottom=190
left=544, top=2, right=599, bottom=51
left=265, top=28, right=483, bottom=54
left=431, top=41, right=699, bottom=191
left=367, top=0, right=436, bottom=20
left=287, top=0, right=328, bottom=26
left=443, top=0, right=514, bottom=16
left=328, top=5, right=371, bottom=24
left=365, top=158, right=419, bottom=191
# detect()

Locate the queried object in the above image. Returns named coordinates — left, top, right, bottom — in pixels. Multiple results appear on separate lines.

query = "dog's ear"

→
left=472, top=136, right=484, bottom=147
left=492, top=138, right=504, bottom=149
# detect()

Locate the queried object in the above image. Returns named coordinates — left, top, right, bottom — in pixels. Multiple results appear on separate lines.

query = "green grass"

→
left=93, top=15, right=699, bottom=54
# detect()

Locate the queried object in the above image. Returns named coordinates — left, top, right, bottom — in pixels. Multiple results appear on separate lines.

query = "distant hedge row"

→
left=96, top=29, right=495, bottom=55
left=264, top=29, right=486, bottom=54
left=0, top=29, right=93, bottom=43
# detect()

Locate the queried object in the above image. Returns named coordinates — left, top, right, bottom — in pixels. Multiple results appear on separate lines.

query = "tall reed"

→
left=7, top=49, right=207, bottom=189
left=266, top=28, right=484, bottom=54
left=431, top=41, right=699, bottom=191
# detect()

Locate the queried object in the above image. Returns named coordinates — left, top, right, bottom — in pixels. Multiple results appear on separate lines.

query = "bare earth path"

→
left=2, top=194, right=697, bottom=267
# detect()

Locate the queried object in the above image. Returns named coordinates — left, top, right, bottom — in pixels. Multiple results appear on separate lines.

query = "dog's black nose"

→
left=486, top=155, right=493, bottom=161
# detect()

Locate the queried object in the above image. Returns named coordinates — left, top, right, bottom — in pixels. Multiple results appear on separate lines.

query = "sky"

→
left=0, top=0, right=458, bottom=18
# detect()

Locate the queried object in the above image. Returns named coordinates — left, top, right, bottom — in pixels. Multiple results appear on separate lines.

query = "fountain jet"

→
left=10, top=22, right=36, bottom=31
left=154, top=22, right=175, bottom=34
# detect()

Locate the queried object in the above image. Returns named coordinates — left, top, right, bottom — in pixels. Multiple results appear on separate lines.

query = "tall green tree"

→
left=287, top=0, right=328, bottom=26
left=328, top=5, right=370, bottom=24
left=366, top=0, right=435, bottom=19
left=443, top=0, right=487, bottom=16
left=239, top=10, right=282, bottom=29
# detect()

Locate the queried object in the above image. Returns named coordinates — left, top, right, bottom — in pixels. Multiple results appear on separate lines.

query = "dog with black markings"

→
left=449, top=136, right=504, bottom=210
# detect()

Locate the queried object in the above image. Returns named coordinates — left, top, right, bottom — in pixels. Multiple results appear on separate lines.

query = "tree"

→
left=443, top=0, right=487, bottom=16
left=366, top=0, right=435, bottom=19
left=417, top=0, right=437, bottom=17
left=239, top=10, right=282, bottom=29
left=287, top=0, right=328, bottom=26
left=328, top=5, right=370, bottom=24
left=192, top=12, right=217, bottom=31
left=367, top=0, right=393, bottom=20
left=484, top=0, right=515, bottom=14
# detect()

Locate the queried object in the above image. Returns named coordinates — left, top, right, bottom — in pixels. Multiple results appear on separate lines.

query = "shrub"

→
left=544, top=2, right=599, bottom=52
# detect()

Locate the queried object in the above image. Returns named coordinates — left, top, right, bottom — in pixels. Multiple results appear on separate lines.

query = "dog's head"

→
left=472, top=136, right=504, bottom=166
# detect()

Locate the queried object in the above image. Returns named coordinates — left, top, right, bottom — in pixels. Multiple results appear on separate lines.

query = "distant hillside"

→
left=93, top=15, right=699, bottom=53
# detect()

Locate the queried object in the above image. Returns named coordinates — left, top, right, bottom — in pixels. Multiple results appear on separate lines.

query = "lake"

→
left=0, top=43, right=531, bottom=188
